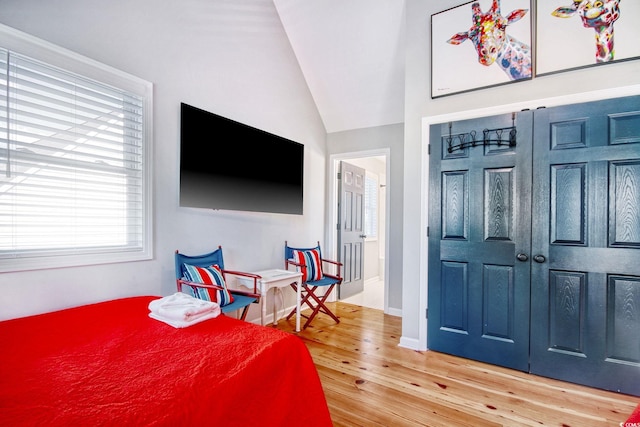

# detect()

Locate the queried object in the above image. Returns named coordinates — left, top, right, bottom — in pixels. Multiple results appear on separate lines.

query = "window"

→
left=0, top=27, right=152, bottom=272
left=364, top=173, right=378, bottom=240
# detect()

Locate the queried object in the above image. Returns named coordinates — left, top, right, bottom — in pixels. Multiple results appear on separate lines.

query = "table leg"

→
left=272, top=288, right=279, bottom=326
left=295, top=281, right=301, bottom=332
left=261, top=288, right=267, bottom=326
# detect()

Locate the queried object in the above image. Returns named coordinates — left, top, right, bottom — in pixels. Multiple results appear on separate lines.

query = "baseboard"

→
left=399, top=335, right=423, bottom=351
left=386, top=307, right=402, bottom=317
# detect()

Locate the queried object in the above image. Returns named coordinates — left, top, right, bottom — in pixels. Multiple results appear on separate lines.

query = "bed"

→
left=627, top=402, right=640, bottom=424
left=0, top=296, right=332, bottom=426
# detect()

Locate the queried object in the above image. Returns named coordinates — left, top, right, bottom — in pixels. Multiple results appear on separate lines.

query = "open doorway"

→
left=329, top=150, right=389, bottom=313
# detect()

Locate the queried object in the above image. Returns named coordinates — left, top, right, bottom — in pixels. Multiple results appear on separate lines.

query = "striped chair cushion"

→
left=292, top=249, right=323, bottom=282
left=182, top=263, right=234, bottom=306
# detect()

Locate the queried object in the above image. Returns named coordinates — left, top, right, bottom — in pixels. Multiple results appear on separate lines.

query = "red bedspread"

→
left=0, top=296, right=332, bottom=427
left=627, top=402, right=640, bottom=424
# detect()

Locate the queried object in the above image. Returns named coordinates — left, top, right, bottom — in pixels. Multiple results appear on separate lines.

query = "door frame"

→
left=328, top=149, right=390, bottom=313
left=419, top=85, right=640, bottom=352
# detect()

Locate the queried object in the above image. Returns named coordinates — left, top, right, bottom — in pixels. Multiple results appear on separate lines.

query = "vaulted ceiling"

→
left=273, top=0, right=406, bottom=133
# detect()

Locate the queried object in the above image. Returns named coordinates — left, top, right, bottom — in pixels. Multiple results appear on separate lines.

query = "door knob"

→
left=359, top=234, right=367, bottom=239
left=516, top=253, right=528, bottom=262
left=533, top=254, right=546, bottom=263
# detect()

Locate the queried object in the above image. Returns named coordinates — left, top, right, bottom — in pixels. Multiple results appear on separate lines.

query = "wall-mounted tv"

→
left=179, top=103, right=304, bottom=215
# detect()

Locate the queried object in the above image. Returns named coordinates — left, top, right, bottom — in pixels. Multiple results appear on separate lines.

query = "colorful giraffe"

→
left=552, top=0, right=621, bottom=62
left=447, top=0, right=531, bottom=81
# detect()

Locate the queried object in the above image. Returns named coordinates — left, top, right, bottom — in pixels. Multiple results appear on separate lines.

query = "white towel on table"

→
left=148, top=292, right=220, bottom=327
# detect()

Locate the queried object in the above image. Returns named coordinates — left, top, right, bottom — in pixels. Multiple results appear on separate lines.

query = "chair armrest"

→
left=222, top=270, right=262, bottom=297
left=228, top=288, right=261, bottom=301
left=321, top=258, right=342, bottom=267
left=177, top=278, right=261, bottom=302
left=321, top=258, right=343, bottom=280
left=286, top=258, right=343, bottom=281
left=224, top=269, right=261, bottom=280
left=286, top=259, right=304, bottom=268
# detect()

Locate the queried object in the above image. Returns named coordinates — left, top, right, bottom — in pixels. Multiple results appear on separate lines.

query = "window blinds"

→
left=0, top=49, right=145, bottom=259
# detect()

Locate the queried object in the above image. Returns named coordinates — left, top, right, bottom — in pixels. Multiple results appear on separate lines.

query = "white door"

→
left=338, top=161, right=365, bottom=299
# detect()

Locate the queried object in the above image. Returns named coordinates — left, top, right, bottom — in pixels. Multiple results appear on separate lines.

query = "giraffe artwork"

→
left=552, top=0, right=621, bottom=63
left=447, top=0, right=532, bottom=81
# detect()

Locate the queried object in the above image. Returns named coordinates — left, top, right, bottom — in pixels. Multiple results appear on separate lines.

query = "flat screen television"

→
left=179, top=103, right=304, bottom=215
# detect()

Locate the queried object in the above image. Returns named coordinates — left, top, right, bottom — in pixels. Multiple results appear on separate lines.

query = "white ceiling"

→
left=273, top=0, right=406, bottom=133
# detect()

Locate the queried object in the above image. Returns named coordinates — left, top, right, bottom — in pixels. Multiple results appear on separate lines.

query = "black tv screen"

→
left=179, top=103, right=304, bottom=214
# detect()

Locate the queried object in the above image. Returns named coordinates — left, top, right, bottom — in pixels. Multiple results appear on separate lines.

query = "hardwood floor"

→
left=272, top=302, right=639, bottom=427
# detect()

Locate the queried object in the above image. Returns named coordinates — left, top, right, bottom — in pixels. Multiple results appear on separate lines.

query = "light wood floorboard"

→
left=271, top=302, right=639, bottom=427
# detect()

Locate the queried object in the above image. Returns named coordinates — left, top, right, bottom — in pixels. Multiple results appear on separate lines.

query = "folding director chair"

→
left=284, top=241, right=343, bottom=329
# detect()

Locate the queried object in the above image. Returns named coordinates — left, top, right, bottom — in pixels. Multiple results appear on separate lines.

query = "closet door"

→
left=428, top=111, right=533, bottom=371
left=530, top=96, right=640, bottom=396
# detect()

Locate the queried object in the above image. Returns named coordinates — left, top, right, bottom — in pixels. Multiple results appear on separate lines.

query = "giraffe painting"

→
left=552, top=0, right=621, bottom=63
left=447, top=0, right=532, bottom=81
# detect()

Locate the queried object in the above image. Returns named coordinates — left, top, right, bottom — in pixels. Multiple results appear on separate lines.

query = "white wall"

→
left=0, top=0, right=327, bottom=321
left=402, top=0, right=640, bottom=349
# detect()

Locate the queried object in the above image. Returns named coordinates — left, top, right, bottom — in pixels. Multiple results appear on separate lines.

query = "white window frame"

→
left=0, top=24, right=153, bottom=272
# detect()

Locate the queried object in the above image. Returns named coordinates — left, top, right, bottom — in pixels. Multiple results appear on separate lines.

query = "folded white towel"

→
left=149, top=307, right=220, bottom=328
left=148, top=292, right=219, bottom=321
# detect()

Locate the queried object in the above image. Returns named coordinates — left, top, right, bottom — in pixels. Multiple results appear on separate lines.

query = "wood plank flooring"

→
left=271, top=302, right=639, bottom=427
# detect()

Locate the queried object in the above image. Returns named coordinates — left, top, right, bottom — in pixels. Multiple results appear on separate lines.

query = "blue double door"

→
left=428, top=96, right=640, bottom=396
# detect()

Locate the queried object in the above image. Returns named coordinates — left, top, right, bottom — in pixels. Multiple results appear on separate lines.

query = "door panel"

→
left=338, top=161, right=365, bottom=299
left=428, top=111, right=533, bottom=371
left=610, top=160, right=640, bottom=247
left=530, top=96, right=640, bottom=396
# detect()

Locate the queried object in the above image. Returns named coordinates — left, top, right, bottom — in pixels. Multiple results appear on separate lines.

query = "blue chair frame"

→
left=284, top=241, right=343, bottom=329
left=175, top=246, right=260, bottom=321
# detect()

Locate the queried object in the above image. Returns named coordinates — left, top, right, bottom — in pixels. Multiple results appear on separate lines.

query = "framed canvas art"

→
left=431, top=0, right=532, bottom=98
left=536, top=0, right=640, bottom=76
